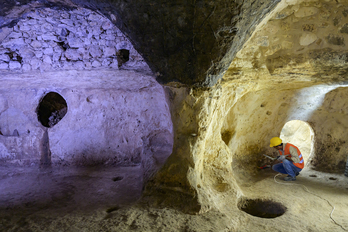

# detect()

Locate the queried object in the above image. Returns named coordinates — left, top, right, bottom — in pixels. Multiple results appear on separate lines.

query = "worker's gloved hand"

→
left=277, top=155, right=286, bottom=161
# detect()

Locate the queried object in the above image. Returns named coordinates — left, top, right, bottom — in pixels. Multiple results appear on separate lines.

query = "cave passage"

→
left=280, top=120, right=314, bottom=165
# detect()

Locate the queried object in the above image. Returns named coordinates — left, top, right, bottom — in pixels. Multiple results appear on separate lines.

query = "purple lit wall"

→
left=0, top=7, right=174, bottom=180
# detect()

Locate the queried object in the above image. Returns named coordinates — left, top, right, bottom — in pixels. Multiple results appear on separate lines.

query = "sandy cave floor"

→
left=239, top=168, right=348, bottom=232
left=0, top=165, right=347, bottom=232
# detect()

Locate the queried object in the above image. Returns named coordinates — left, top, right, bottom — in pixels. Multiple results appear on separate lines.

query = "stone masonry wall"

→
left=0, top=7, right=148, bottom=72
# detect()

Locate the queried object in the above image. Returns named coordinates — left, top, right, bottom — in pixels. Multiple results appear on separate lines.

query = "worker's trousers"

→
left=272, top=159, right=303, bottom=177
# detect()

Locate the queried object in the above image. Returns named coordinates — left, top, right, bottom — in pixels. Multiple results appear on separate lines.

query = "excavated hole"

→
left=112, top=176, right=124, bottom=182
left=57, top=41, right=69, bottom=51
left=238, top=199, right=286, bottom=218
left=106, top=206, right=120, bottom=213
left=116, top=49, right=130, bottom=67
left=37, top=92, right=68, bottom=128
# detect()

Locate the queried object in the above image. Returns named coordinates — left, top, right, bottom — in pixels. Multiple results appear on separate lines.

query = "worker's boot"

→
left=284, top=175, right=296, bottom=181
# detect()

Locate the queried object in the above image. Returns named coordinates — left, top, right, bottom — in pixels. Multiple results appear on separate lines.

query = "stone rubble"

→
left=0, top=8, right=148, bottom=72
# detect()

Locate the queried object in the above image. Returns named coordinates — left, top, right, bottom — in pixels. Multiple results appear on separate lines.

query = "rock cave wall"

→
left=149, top=0, right=348, bottom=217
left=0, top=7, right=173, bottom=182
left=0, top=7, right=147, bottom=72
left=310, top=86, right=348, bottom=173
left=47, top=76, right=173, bottom=168
left=1, top=0, right=282, bottom=86
left=221, top=0, right=348, bottom=175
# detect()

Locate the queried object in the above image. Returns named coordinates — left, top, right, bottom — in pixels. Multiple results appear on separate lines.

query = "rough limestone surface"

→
left=0, top=7, right=167, bottom=178
left=146, top=0, right=348, bottom=231
left=0, top=7, right=149, bottom=73
left=0, top=69, right=173, bottom=183
left=0, top=0, right=281, bottom=86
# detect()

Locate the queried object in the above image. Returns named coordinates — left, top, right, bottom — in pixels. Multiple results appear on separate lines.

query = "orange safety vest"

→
left=278, top=143, right=304, bottom=169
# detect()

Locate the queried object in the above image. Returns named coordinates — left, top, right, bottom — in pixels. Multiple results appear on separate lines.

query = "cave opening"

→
left=238, top=198, right=286, bottom=219
left=117, top=49, right=130, bottom=67
left=37, top=92, right=68, bottom=128
left=280, top=120, right=314, bottom=166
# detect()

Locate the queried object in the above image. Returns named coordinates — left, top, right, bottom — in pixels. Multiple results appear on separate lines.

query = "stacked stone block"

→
left=0, top=8, right=148, bottom=72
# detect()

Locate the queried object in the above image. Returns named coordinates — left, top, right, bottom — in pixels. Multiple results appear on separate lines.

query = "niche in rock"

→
left=117, top=49, right=130, bottom=67
left=280, top=120, right=314, bottom=165
left=37, top=92, right=68, bottom=128
left=238, top=198, right=286, bottom=218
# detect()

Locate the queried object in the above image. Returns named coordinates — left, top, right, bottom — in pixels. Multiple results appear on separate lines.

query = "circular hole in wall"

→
left=238, top=198, right=286, bottom=218
left=37, top=92, right=68, bottom=128
left=280, top=120, right=314, bottom=165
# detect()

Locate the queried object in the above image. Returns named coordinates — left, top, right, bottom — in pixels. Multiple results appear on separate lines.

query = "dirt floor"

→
left=237, top=168, right=348, bottom=232
left=0, top=164, right=232, bottom=231
left=0, top=164, right=145, bottom=231
left=0, top=165, right=347, bottom=232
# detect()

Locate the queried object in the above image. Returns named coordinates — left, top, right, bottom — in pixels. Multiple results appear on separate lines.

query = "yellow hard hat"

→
left=270, top=137, right=282, bottom=147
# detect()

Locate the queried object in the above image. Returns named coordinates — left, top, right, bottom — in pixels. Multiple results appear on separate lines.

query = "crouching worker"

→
left=269, top=137, right=304, bottom=181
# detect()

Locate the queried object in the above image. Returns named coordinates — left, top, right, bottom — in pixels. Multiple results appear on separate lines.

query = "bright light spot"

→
left=287, top=84, right=348, bottom=121
left=280, top=120, right=314, bottom=166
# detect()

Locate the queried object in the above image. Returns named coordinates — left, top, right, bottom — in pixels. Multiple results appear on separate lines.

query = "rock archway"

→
left=280, top=120, right=314, bottom=166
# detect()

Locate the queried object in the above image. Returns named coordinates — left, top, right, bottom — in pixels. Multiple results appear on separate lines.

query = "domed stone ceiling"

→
left=0, top=0, right=348, bottom=231
left=0, top=0, right=280, bottom=86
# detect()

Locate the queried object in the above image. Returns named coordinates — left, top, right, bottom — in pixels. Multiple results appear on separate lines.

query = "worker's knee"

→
left=272, top=165, right=276, bottom=171
left=272, top=163, right=281, bottom=172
